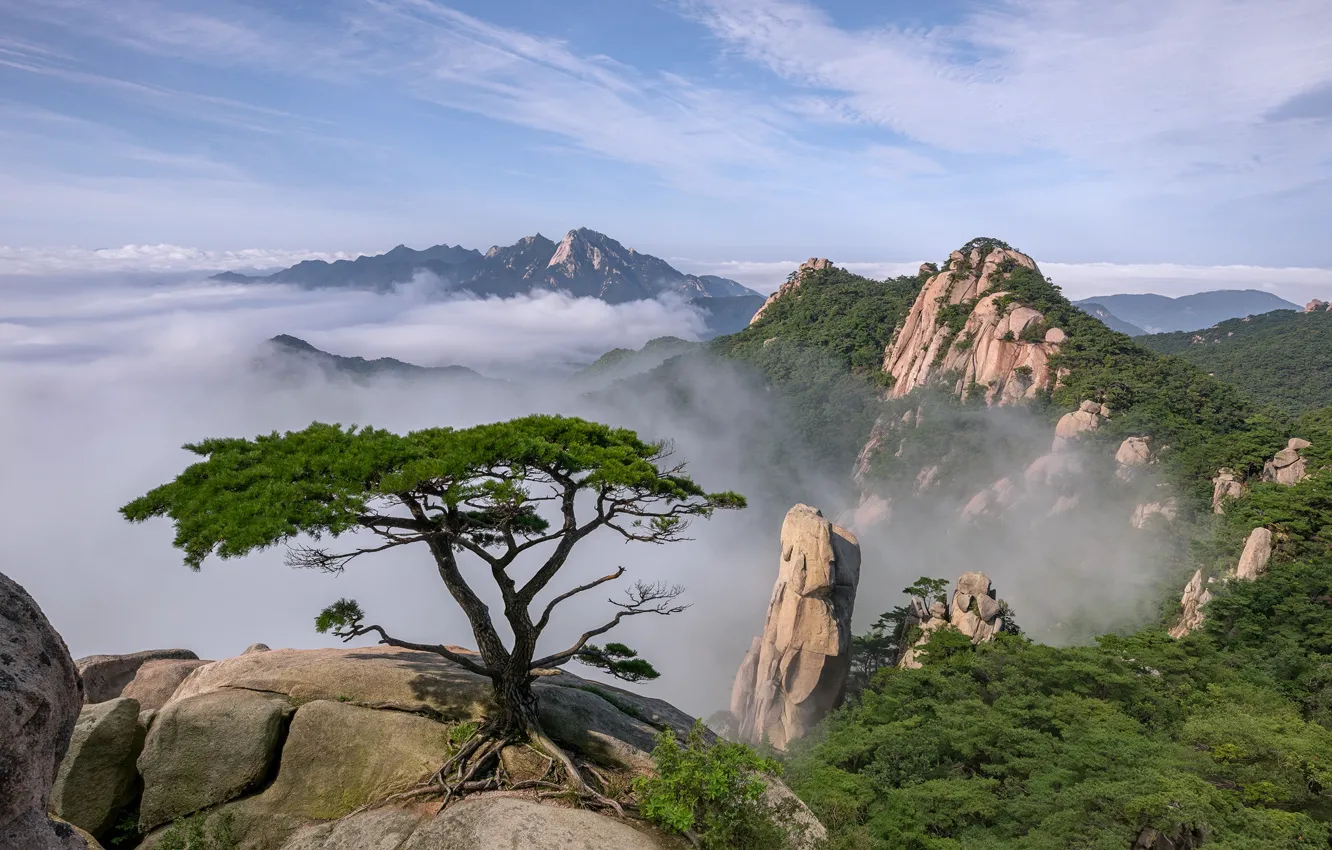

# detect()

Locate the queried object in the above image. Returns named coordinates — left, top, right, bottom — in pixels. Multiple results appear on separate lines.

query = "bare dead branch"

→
left=286, top=539, right=420, bottom=574
left=533, top=567, right=627, bottom=633
left=529, top=581, right=689, bottom=670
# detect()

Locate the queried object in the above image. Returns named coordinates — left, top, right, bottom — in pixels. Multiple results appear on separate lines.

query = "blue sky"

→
left=2, top=0, right=1331, bottom=271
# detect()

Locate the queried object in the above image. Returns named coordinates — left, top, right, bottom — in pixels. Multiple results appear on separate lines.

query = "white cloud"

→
left=1042, top=260, right=1332, bottom=303
left=686, top=0, right=1332, bottom=193
left=0, top=244, right=363, bottom=275
left=0, top=273, right=707, bottom=371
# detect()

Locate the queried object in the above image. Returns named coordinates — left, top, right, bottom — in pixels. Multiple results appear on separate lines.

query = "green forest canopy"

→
left=1139, top=309, right=1332, bottom=416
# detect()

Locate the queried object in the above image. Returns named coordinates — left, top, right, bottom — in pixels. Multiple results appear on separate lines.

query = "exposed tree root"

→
left=348, top=723, right=633, bottom=818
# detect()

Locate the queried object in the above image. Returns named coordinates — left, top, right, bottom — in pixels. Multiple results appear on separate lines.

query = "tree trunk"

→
left=493, top=671, right=541, bottom=738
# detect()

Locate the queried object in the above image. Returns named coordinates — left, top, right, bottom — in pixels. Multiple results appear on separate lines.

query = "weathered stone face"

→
left=0, top=571, right=89, bottom=850
left=50, top=698, right=145, bottom=839
left=1236, top=527, right=1274, bottom=581
left=881, top=247, right=1056, bottom=405
left=731, top=504, right=861, bottom=750
left=1211, top=469, right=1245, bottom=514
left=137, top=689, right=292, bottom=829
left=1168, top=570, right=1213, bottom=639
left=1171, top=526, right=1276, bottom=638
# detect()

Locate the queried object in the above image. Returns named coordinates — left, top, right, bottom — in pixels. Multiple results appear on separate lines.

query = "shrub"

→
left=636, top=721, right=793, bottom=849
left=154, top=812, right=237, bottom=850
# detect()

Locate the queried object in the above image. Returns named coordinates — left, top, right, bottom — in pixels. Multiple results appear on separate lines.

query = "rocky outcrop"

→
left=121, top=659, right=210, bottom=711
left=748, top=258, right=834, bottom=325
left=1168, top=570, right=1213, bottom=639
left=1052, top=400, right=1110, bottom=451
left=0, top=571, right=90, bottom=850
left=50, top=698, right=145, bottom=839
left=257, top=700, right=454, bottom=821
left=1211, top=469, right=1245, bottom=513
left=731, top=505, right=861, bottom=750
left=1131, top=498, right=1178, bottom=529
left=137, top=689, right=293, bottom=829
left=1171, top=526, right=1275, bottom=637
left=1115, top=436, right=1152, bottom=480
left=899, top=572, right=1004, bottom=669
left=881, top=244, right=1060, bottom=404
left=1235, top=527, right=1274, bottom=580
left=76, top=649, right=199, bottom=704
left=1262, top=437, right=1311, bottom=486
left=1306, top=299, right=1330, bottom=313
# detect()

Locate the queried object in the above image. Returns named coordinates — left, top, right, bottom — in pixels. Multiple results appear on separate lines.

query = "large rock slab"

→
left=400, top=797, right=668, bottom=850
left=122, top=659, right=209, bottom=711
left=50, top=698, right=145, bottom=838
left=77, top=649, right=198, bottom=704
left=138, top=689, right=292, bottom=829
left=256, top=699, right=454, bottom=821
left=731, top=504, right=861, bottom=750
left=279, top=807, right=425, bottom=850
left=534, top=684, right=663, bottom=770
left=0, top=570, right=89, bottom=850
left=169, top=646, right=493, bottom=723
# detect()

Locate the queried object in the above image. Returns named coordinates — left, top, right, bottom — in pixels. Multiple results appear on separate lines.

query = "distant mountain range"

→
left=1072, top=290, right=1299, bottom=335
left=215, top=228, right=760, bottom=305
left=259, top=334, right=487, bottom=382
left=1073, top=303, right=1147, bottom=336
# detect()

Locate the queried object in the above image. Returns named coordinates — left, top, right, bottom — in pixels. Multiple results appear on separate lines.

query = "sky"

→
left=3, top=0, right=1332, bottom=280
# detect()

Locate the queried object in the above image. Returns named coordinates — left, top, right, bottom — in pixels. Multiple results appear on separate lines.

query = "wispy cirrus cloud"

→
left=684, top=0, right=1332, bottom=192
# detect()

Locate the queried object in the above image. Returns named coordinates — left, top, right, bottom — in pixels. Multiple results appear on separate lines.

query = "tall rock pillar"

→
left=730, top=505, right=861, bottom=750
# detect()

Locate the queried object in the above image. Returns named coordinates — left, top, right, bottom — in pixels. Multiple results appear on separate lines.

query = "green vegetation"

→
left=790, top=561, right=1332, bottom=848
left=154, top=812, right=237, bottom=850
left=121, top=414, right=742, bottom=796
left=575, top=336, right=697, bottom=381
left=947, top=263, right=1287, bottom=512
left=713, top=266, right=923, bottom=376
left=1139, top=309, right=1332, bottom=415
left=638, top=721, right=797, bottom=849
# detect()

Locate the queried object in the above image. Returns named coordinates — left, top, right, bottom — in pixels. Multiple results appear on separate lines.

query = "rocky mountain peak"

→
left=748, top=258, right=837, bottom=326
left=881, top=241, right=1057, bottom=405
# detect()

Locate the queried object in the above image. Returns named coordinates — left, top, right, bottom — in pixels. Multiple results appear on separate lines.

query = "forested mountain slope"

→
left=1139, top=308, right=1332, bottom=415
left=698, top=240, right=1332, bottom=849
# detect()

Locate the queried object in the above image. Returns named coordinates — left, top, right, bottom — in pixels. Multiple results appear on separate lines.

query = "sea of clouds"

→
left=0, top=266, right=817, bottom=717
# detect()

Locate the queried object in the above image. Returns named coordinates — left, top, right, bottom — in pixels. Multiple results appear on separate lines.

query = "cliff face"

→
left=882, top=244, right=1062, bottom=405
